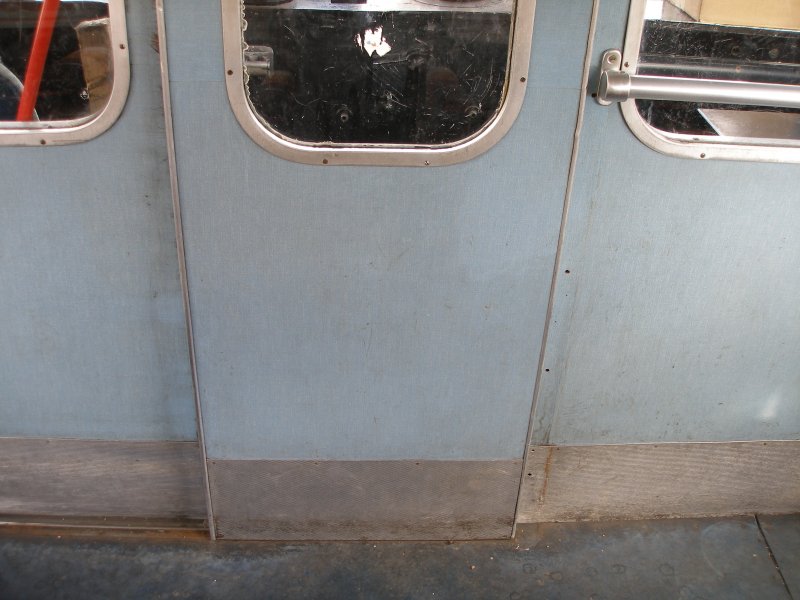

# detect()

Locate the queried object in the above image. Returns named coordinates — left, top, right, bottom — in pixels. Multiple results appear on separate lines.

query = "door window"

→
left=602, top=0, right=800, bottom=162
left=0, top=0, right=129, bottom=145
left=222, top=0, right=536, bottom=166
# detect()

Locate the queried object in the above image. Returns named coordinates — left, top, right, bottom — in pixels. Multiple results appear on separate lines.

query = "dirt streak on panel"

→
left=538, top=446, right=556, bottom=505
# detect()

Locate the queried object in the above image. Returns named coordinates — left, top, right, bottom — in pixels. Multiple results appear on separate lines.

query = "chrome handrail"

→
left=599, top=70, right=800, bottom=109
left=596, top=50, right=800, bottom=108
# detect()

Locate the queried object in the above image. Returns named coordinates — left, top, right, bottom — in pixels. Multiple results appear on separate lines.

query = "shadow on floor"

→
left=0, top=515, right=797, bottom=599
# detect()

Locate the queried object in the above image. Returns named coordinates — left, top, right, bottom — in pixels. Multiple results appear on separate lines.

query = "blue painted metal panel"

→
left=166, top=0, right=594, bottom=460
left=0, top=3, right=196, bottom=440
left=531, top=0, right=800, bottom=445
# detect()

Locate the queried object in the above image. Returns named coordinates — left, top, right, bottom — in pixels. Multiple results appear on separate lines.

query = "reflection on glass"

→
left=241, top=0, right=515, bottom=145
left=637, top=0, right=800, bottom=141
left=0, top=0, right=111, bottom=123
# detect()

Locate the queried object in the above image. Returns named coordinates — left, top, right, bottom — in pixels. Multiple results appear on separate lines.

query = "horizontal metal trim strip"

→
left=0, top=515, right=207, bottom=531
left=246, top=0, right=514, bottom=13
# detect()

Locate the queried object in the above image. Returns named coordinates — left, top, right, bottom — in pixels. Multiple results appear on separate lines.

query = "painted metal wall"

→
left=165, top=0, right=594, bottom=461
left=0, top=2, right=196, bottom=441
left=0, top=0, right=796, bottom=532
left=531, top=0, right=800, bottom=446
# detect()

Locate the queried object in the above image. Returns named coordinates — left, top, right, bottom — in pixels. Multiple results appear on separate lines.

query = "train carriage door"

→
left=163, top=0, right=799, bottom=540
left=164, top=0, right=595, bottom=540
left=0, top=0, right=205, bottom=526
left=525, top=0, right=800, bottom=466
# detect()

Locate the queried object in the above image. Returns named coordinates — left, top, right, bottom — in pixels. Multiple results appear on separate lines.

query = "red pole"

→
left=16, top=0, right=62, bottom=121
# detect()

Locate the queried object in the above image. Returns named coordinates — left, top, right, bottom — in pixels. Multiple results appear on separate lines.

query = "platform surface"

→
left=1, top=515, right=798, bottom=599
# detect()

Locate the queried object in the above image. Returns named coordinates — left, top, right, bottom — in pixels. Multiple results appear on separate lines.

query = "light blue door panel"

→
left=0, top=2, right=196, bottom=440
left=532, top=0, right=800, bottom=445
left=166, top=0, right=594, bottom=460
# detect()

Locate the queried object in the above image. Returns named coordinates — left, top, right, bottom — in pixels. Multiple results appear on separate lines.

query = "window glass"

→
left=636, top=0, right=800, bottom=144
left=0, top=0, right=113, bottom=125
left=240, top=0, right=515, bottom=146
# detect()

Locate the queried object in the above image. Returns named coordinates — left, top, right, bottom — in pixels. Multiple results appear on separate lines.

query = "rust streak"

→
left=537, top=447, right=556, bottom=506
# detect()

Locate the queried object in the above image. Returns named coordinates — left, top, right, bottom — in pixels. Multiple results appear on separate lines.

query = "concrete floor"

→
left=0, top=515, right=798, bottom=599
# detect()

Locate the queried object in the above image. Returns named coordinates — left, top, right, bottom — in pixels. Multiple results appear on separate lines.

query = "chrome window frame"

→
left=221, top=0, right=536, bottom=167
left=0, top=0, right=130, bottom=147
left=619, top=0, right=800, bottom=164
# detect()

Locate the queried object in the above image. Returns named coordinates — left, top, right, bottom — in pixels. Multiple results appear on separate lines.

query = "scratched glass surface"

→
left=242, top=0, right=514, bottom=145
left=0, top=0, right=111, bottom=122
left=636, top=0, right=800, bottom=141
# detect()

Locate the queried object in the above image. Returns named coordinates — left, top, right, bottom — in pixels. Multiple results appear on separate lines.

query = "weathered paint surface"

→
left=531, top=0, right=800, bottom=445
left=165, top=0, right=594, bottom=460
left=0, top=2, right=196, bottom=440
